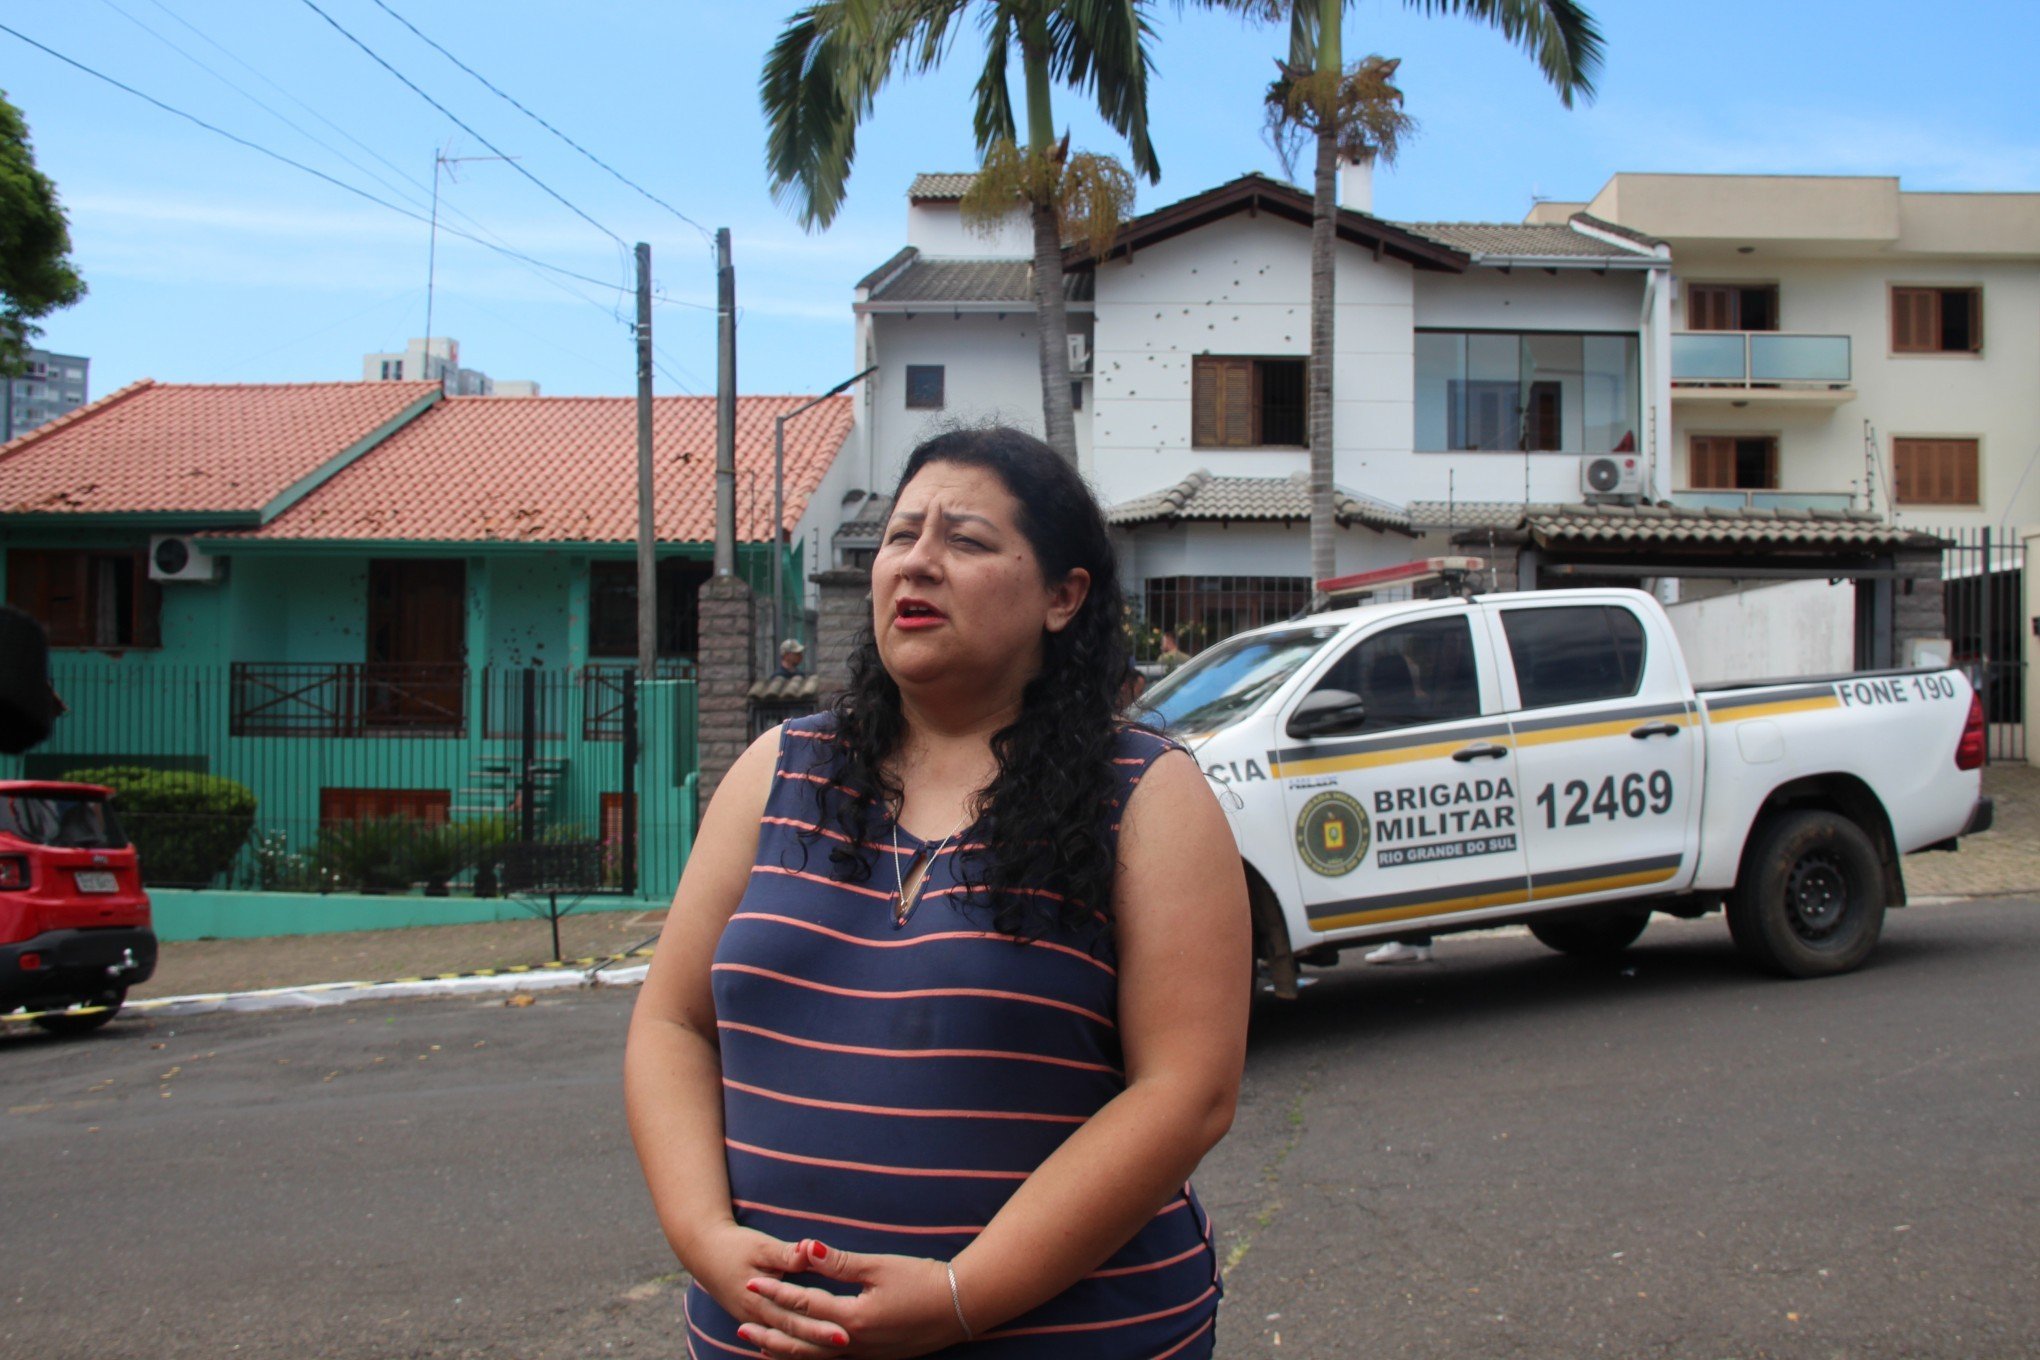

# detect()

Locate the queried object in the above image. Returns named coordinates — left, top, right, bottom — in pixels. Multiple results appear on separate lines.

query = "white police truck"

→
left=1139, top=561, right=1995, bottom=995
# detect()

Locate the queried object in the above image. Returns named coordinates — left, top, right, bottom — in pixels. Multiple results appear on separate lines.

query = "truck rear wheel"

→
left=1529, top=908, right=1651, bottom=959
left=31, top=988, right=125, bottom=1036
left=1728, top=811, right=1885, bottom=978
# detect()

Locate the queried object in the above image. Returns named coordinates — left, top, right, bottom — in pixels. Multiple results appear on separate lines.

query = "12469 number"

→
left=1535, top=771, right=1674, bottom=829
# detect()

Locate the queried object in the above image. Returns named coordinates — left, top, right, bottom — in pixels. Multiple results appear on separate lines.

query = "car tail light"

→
left=1956, top=692, right=1986, bottom=771
left=0, top=855, right=27, bottom=890
left=18, top=952, right=42, bottom=971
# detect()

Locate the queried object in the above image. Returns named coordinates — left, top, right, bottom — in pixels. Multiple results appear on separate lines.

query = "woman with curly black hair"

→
left=626, top=425, right=1249, bottom=1358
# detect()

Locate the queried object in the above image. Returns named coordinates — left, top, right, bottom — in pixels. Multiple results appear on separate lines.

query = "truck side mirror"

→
left=1287, top=688, right=1368, bottom=739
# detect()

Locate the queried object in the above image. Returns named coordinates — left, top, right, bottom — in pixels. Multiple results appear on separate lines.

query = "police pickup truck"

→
left=1139, top=561, right=1994, bottom=996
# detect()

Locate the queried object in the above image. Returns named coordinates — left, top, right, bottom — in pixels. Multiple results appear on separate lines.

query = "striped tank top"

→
left=683, top=712, right=1221, bottom=1359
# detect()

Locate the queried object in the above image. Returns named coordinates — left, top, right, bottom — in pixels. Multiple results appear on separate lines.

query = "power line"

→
left=137, top=0, right=575, bottom=277
left=365, top=0, right=715, bottom=248
left=293, top=0, right=624, bottom=248
left=0, top=21, right=631, bottom=295
left=96, top=0, right=437, bottom=220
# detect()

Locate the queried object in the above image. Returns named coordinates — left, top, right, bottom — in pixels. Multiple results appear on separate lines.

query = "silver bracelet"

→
left=946, top=1262, right=973, bottom=1340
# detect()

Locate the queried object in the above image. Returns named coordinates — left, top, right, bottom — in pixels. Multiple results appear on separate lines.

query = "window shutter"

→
left=1963, top=289, right=1984, bottom=353
left=1686, top=284, right=1731, bottom=331
left=1892, top=287, right=1937, bottom=353
left=1689, top=437, right=1735, bottom=489
left=1893, top=438, right=1979, bottom=506
left=1192, top=356, right=1219, bottom=447
left=1220, top=359, right=1255, bottom=447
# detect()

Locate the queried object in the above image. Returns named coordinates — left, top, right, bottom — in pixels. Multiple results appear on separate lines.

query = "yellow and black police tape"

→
left=0, top=944, right=657, bottom=1027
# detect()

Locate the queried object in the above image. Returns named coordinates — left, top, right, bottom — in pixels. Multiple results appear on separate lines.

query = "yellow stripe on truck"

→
left=1703, top=695, right=1841, bottom=724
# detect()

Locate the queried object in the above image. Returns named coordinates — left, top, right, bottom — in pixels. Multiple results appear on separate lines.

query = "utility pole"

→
left=635, top=242, right=657, bottom=681
left=714, top=228, right=737, bottom=577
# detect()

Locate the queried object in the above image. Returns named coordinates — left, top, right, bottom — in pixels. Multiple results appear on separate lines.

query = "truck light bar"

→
left=1317, top=556, right=1486, bottom=604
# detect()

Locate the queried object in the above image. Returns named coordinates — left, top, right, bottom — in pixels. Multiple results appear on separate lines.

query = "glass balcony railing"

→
left=1669, top=490, right=1859, bottom=513
left=1671, top=332, right=1851, bottom=387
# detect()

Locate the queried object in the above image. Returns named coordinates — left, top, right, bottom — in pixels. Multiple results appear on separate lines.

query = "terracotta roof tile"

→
left=866, top=258, right=1093, bottom=305
left=1522, top=502, right=1939, bottom=550
left=908, top=173, right=977, bottom=200
left=0, top=379, right=440, bottom=518
left=1108, top=469, right=1412, bottom=534
left=222, top=394, right=854, bottom=545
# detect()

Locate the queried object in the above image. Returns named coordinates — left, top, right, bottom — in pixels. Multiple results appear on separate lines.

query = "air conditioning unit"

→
left=1067, top=333, right=1090, bottom=373
left=148, top=535, right=221, bottom=582
left=1579, top=454, right=1641, bottom=501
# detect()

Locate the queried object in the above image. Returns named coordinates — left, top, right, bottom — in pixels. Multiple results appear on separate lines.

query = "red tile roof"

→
left=226, top=394, right=855, bottom=544
left=0, top=380, right=441, bottom=517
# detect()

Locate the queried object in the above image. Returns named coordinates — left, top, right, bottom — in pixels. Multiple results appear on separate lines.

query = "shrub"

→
left=316, top=818, right=425, bottom=893
left=61, top=766, right=257, bottom=888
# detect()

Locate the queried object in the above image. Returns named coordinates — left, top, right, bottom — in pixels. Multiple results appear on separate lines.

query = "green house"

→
left=0, top=379, right=855, bottom=936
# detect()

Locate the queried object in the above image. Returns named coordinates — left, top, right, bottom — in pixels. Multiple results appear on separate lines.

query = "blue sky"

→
left=8, top=0, right=2037, bottom=400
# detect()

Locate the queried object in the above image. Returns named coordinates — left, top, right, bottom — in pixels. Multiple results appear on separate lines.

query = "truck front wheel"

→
left=1529, top=908, right=1651, bottom=959
left=1728, top=811, right=1886, bottom=978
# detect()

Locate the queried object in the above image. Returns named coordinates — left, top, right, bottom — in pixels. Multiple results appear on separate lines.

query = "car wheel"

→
left=31, top=988, right=126, bottom=1036
left=1727, top=810, right=1886, bottom=978
left=1528, top=908, right=1651, bottom=959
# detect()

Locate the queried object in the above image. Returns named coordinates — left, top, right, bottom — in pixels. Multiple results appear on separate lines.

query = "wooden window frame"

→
left=1191, top=355, right=1307, bottom=450
left=903, top=364, right=945, bottom=410
left=1684, top=282, right=1780, bottom=332
left=3, top=547, right=163, bottom=650
left=1891, top=437, right=1981, bottom=507
left=319, top=787, right=452, bottom=826
left=1687, top=434, right=1780, bottom=491
left=1891, top=286, right=1984, bottom=355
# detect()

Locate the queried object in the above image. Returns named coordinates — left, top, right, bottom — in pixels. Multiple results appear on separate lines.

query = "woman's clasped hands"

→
left=714, top=1232, right=968, bottom=1359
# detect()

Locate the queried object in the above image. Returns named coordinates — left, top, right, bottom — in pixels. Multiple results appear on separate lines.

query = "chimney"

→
left=1338, top=157, right=1374, bottom=215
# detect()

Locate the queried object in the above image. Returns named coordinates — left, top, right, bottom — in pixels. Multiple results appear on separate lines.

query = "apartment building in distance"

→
left=1527, top=174, right=2040, bottom=533
left=362, top=336, right=539, bottom=397
left=4, top=348, right=89, bottom=440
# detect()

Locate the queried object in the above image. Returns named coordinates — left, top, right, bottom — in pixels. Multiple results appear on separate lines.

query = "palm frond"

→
left=1047, top=0, right=1163, bottom=181
left=1401, top=0, right=1604, bottom=105
left=972, top=8, right=1019, bottom=149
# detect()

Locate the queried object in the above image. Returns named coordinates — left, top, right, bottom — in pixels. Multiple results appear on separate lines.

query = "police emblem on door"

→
left=1296, top=791, right=1370, bottom=876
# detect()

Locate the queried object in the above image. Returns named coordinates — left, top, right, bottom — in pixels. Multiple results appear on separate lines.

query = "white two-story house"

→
left=847, top=168, right=1672, bottom=651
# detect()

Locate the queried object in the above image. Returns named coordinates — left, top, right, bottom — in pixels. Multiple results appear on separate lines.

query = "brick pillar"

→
left=696, top=574, right=756, bottom=809
left=810, top=567, right=871, bottom=704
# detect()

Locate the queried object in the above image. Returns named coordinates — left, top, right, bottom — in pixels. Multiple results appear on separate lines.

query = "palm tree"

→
left=1198, top=1, right=1603, bottom=593
left=762, top=1, right=1165, bottom=464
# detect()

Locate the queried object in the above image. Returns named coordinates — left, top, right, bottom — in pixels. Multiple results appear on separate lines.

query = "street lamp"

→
left=773, top=366, right=877, bottom=650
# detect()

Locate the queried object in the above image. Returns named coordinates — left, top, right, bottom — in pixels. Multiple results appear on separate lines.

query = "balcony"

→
left=230, top=662, right=468, bottom=737
left=1668, top=490, right=1860, bottom=514
left=1671, top=332, right=1855, bottom=407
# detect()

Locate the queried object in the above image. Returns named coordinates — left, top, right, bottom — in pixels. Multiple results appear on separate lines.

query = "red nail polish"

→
left=834, top=1330, right=850, bottom=1347
left=809, top=1240, right=829, bottom=1260
left=744, top=1280, right=761, bottom=1293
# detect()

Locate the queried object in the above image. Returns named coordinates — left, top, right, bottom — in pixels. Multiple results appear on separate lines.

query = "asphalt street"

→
left=2, top=898, right=2035, bottom=1360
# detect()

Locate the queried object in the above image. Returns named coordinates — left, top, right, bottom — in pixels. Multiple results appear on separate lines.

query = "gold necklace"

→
left=890, top=809, right=970, bottom=928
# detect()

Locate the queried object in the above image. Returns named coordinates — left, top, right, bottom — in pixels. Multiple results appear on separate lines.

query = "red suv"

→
left=0, top=781, right=157, bottom=1035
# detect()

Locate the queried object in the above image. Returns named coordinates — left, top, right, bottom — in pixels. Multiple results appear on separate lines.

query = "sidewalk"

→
left=1903, top=760, right=2040, bottom=899
left=127, top=765, right=2039, bottom=1004
left=129, top=905, right=666, bottom=1001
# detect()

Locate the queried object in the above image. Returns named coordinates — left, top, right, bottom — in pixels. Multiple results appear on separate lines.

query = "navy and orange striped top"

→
left=683, top=712, right=1221, bottom=1359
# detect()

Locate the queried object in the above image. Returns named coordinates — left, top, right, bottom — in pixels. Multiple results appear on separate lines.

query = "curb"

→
left=4, top=952, right=654, bottom=1026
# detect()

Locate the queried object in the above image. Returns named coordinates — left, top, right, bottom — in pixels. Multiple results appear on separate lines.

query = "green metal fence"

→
left=1, top=662, right=699, bottom=903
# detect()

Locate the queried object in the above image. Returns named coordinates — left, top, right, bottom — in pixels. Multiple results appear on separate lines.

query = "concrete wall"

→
left=906, top=201, right=1033, bottom=258
left=1663, top=578, right=1856, bottom=684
